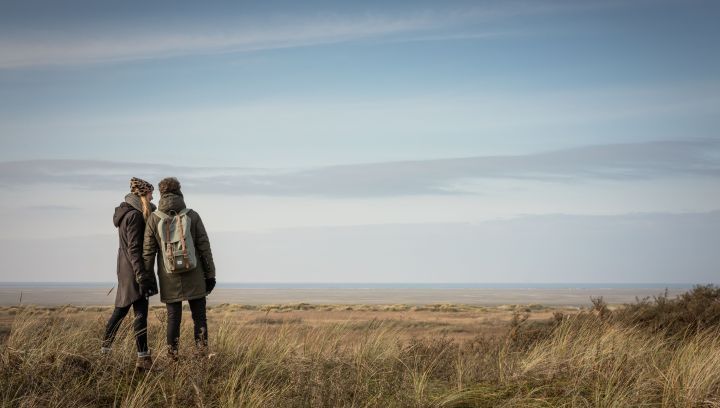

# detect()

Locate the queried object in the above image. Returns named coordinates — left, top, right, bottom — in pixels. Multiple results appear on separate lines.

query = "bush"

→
left=614, top=284, right=720, bottom=337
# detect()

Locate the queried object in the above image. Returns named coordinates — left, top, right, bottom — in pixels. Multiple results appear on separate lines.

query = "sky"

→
left=0, top=0, right=719, bottom=283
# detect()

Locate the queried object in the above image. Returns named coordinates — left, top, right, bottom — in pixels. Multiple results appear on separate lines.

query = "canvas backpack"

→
left=156, top=209, right=197, bottom=273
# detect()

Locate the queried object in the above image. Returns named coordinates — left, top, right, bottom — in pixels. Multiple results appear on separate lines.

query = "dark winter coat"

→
left=143, top=192, right=216, bottom=304
left=113, top=194, right=158, bottom=308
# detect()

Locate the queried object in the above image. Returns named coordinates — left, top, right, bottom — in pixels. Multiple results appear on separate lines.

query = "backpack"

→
left=156, top=209, right=197, bottom=273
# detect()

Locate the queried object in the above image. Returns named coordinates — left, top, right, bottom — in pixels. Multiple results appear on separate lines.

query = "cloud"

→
left=1, top=139, right=718, bottom=197
left=0, top=12, right=459, bottom=69
left=0, top=13, right=442, bottom=69
left=0, top=0, right=624, bottom=69
left=2, top=210, right=719, bottom=283
left=379, top=31, right=515, bottom=44
left=25, top=205, right=80, bottom=212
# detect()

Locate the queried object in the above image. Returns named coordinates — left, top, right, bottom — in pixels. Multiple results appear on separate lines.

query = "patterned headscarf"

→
left=130, top=177, right=154, bottom=196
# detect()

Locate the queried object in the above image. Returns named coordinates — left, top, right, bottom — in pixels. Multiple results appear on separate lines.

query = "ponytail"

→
left=140, top=195, right=152, bottom=221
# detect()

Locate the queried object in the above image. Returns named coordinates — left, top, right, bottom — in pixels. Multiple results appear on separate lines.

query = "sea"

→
left=0, top=282, right=696, bottom=289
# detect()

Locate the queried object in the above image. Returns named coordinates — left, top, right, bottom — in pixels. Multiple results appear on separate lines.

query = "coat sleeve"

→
left=125, top=211, right=152, bottom=285
left=192, top=212, right=216, bottom=278
left=143, top=214, right=159, bottom=276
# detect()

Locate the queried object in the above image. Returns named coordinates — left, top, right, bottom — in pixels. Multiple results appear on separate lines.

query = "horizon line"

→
left=0, top=281, right=701, bottom=286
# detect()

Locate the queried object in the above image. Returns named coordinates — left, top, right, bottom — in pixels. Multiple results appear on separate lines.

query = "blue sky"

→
left=1, top=0, right=719, bottom=165
left=0, top=0, right=719, bottom=282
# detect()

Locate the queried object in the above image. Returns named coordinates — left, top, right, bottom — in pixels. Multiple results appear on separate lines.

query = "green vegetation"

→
left=1, top=286, right=720, bottom=407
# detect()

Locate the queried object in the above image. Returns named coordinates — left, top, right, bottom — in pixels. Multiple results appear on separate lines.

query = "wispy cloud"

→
left=380, top=31, right=517, bottom=44
left=0, top=0, right=627, bottom=69
left=25, top=205, right=80, bottom=212
left=0, top=15, right=439, bottom=69
left=1, top=140, right=718, bottom=197
left=3, top=210, right=719, bottom=283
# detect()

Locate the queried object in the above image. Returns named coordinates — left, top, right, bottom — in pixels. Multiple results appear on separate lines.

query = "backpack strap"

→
left=155, top=210, right=176, bottom=271
left=176, top=211, right=190, bottom=269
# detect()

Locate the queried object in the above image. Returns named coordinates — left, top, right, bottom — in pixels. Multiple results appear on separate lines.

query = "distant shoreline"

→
left=0, top=285, right=694, bottom=307
left=0, top=282, right=697, bottom=289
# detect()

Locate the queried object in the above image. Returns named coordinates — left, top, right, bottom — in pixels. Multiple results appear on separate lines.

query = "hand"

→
left=139, top=280, right=158, bottom=297
left=205, top=278, right=216, bottom=294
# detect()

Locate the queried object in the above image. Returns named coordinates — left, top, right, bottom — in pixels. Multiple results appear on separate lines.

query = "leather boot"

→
left=135, top=354, right=154, bottom=371
left=166, top=346, right=179, bottom=362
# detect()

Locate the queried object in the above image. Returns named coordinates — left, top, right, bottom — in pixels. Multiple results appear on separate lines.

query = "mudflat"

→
left=0, top=286, right=684, bottom=306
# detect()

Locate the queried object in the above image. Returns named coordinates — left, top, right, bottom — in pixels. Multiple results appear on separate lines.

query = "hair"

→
left=140, top=195, right=152, bottom=221
left=159, top=177, right=182, bottom=195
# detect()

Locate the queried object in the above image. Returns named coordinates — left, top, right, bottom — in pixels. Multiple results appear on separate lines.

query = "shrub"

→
left=614, top=284, right=720, bottom=337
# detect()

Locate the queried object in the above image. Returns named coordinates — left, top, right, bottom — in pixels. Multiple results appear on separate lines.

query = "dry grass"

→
left=1, top=288, right=720, bottom=407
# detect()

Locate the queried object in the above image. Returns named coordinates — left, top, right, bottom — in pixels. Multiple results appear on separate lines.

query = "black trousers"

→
left=166, top=297, right=207, bottom=350
left=103, top=297, right=149, bottom=353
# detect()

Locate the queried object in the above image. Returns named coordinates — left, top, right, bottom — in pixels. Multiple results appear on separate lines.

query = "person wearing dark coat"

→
left=102, top=177, right=159, bottom=371
left=143, top=177, right=216, bottom=360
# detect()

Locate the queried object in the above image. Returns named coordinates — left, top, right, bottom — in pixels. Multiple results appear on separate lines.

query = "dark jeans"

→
left=102, top=297, right=149, bottom=353
left=166, top=297, right=207, bottom=351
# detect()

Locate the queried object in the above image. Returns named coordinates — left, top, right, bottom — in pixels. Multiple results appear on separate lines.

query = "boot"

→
left=193, top=340, right=216, bottom=360
left=135, top=354, right=154, bottom=371
left=191, top=343, right=207, bottom=359
left=166, top=346, right=179, bottom=362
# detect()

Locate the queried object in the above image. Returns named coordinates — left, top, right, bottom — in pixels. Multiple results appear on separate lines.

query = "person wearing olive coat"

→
left=102, top=177, right=159, bottom=371
left=143, top=177, right=216, bottom=359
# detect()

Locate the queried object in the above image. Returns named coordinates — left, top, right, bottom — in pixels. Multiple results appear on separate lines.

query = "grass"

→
left=1, top=286, right=720, bottom=407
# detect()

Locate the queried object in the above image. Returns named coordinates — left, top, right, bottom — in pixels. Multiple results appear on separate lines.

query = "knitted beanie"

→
left=130, top=177, right=154, bottom=196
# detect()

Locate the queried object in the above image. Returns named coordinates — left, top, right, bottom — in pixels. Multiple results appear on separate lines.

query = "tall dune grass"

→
left=2, top=288, right=720, bottom=407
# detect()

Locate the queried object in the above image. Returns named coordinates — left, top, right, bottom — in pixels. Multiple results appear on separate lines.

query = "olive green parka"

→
left=142, top=192, right=216, bottom=303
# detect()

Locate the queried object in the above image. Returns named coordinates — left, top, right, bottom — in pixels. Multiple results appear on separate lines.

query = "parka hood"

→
left=158, top=192, right=187, bottom=213
left=124, top=193, right=143, bottom=213
left=114, top=194, right=156, bottom=227
left=113, top=203, right=134, bottom=228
